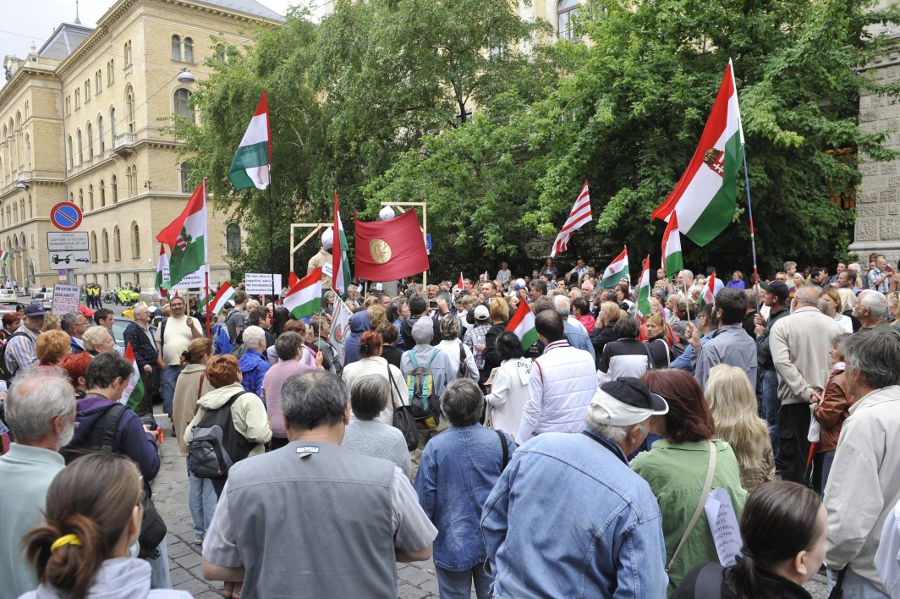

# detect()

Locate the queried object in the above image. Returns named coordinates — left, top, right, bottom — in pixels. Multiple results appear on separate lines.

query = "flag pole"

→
left=267, top=165, right=277, bottom=310
left=742, top=145, right=760, bottom=309
left=203, top=178, right=211, bottom=339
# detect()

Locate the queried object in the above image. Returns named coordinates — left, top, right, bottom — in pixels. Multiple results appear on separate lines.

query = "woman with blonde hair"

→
left=590, top=301, right=623, bottom=360
left=821, top=288, right=853, bottom=333
left=705, top=364, right=775, bottom=492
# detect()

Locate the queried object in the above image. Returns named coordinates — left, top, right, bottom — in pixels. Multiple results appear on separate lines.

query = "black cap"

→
left=760, top=280, right=789, bottom=302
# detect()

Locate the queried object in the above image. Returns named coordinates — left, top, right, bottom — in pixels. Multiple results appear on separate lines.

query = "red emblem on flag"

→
left=703, top=148, right=725, bottom=177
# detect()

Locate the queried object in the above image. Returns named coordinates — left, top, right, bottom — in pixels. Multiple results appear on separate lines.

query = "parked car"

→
left=0, top=289, right=17, bottom=303
left=37, top=292, right=53, bottom=311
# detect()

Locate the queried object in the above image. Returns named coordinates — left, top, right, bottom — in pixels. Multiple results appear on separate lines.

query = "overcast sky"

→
left=1, top=0, right=321, bottom=64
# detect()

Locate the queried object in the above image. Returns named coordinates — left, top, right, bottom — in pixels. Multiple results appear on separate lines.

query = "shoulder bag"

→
left=389, top=362, right=418, bottom=451
left=667, top=440, right=717, bottom=572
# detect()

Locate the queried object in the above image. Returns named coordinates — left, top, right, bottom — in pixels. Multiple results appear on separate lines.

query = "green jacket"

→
left=631, top=439, right=748, bottom=597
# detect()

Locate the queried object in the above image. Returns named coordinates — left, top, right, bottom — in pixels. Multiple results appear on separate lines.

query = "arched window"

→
left=132, top=222, right=141, bottom=258
left=98, top=116, right=105, bottom=153
left=125, top=167, right=132, bottom=197
left=112, top=175, right=118, bottom=204
left=85, top=80, right=91, bottom=102
left=13, top=203, right=18, bottom=224
left=100, top=180, right=105, bottom=207
left=27, top=196, right=31, bottom=219
left=125, top=88, right=135, bottom=133
left=114, top=226, right=121, bottom=260
left=124, top=41, right=132, bottom=67
left=174, top=89, right=193, bottom=123
left=86, top=122, right=93, bottom=159
left=76, top=130, right=83, bottom=165
left=75, top=88, right=80, bottom=109
left=558, top=0, right=579, bottom=40
left=226, top=223, right=241, bottom=255
left=65, top=97, right=71, bottom=115
left=184, top=38, right=194, bottom=63
left=107, top=60, right=114, bottom=84
left=19, top=200, right=23, bottom=223
left=96, top=70, right=102, bottom=91
left=132, top=166, right=138, bottom=196
left=110, top=107, right=117, bottom=138
left=78, top=189, right=84, bottom=211
left=171, top=35, right=181, bottom=61
left=180, top=162, right=191, bottom=192
left=24, top=102, right=28, bottom=119
left=91, top=232, right=98, bottom=262
left=24, top=134, right=30, bottom=170
left=67, top=136, right=73, bottom=169
left=102, top=229, right=109, bottom=262
left=88, top=184, right=94, bottom=210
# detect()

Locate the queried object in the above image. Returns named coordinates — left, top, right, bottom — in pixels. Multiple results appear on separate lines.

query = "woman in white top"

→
left=342, top=330, right=408, bottom=424
left=484, top=332, right=531, bottom=435
left=821, top=289, right=854, bottom=333
left=436, top=315, right=479, bottom=381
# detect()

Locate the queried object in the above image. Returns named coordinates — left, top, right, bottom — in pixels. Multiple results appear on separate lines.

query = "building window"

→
left=102, top=229, right=109, bottom=262
left=91, top=232, right=98, bottom=263
left=13, top=203, right=18, bottom=224
left=85, top=80, right=91, bottom=102
left=112, top=175, right=118, bottom=203
left=88, top=185, right=94, bottom=210
left=124, top=41, right=132, bottom=67
left=98, top=116, right=105, bottom=153
left=24, top=102, right=28, bottom=119
left=172, top=35, right=181, bottom=61
left=18, top=200, right=23, bottom=223
left=24, top=134, right=30, bottom=170
left=110, top=107, right=117, bottom=138
left=96, top=70, right=102, bottom=91
left=79, top=189, right=84, bottom=211
left=76, top=130, right=83, bottom=165
left=107, top=60, right=114, bottom=84
left=27, top=196, right=31, bottom=219
left=75, top=88, right=80, bottom=109
left=99, top=180, right=105, bottom=207
left=558, top=0, right=579, bottom=40
left=114, top=226, right=121, bottom=260
left=131, top=166, right=138, bottom=197
left=126, top=167, right=132, bottom=197
left=65, top=97, right=71, bottom=115
left=67, top=136, right=73, bottom=169
left=226, top=223, right=241, bottom=255
left=184, top=37, right=194, bottom=63
left=180, top=162, right=191, bottom=192
left=174, top=89, right=193, bottom=123
left=126, top=88, right=135, bottom=133
left=30, top=234, right=33, bottom=249
left=86, top=122, right=93, bottom=159
left=132, top=222, right=141, bottom=258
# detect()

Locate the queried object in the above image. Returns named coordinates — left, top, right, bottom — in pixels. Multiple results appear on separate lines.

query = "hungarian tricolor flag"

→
left=0, top=251, right=8, bottom=262
left=506, top=303, right=538, bottom=350
left=155, top=244, right=169, bottom=298
left=636, top=255, right=652, bottom=317
left=331, top=192, right=352, bottom=295
left=284, top=267, right=323, bottom=319
left=662, top=211, right=684, bottom=279
left=289, top=272, right=300, bottom=288
left=599, top=247, right=629, bottom=289
left=652, top=61, right=742, bottom=246
left=228, top=90, right=271, bottom=191
left=157, top=181, right=207, bottom=287
left=699, top=272, right=717, bottom=308
left=123, top=343, right=144, bottom=411
left=354, top=209, right=429, bottom=281
left=207, top=282, right=236, bottom=315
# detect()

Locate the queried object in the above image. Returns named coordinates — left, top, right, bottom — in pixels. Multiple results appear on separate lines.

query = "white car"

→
left=36, top=292, right=53, bottom=311
left=0, top=289, right=16, bottom=303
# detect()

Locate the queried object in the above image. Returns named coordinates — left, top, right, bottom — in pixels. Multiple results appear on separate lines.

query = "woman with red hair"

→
left=630, top=368, right=748, bottom=595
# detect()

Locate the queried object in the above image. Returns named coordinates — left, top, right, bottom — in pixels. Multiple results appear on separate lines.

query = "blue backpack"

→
left=212, top=323, right=234, bottom=355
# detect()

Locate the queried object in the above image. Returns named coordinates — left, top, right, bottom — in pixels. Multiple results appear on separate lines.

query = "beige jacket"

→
left=825, top=385, right=900, bottom=592
left=769, top=306, right=844, bottom=406
left=184, top=382, right=273, bottom=458
left=172, top=364, right=214, bottom=456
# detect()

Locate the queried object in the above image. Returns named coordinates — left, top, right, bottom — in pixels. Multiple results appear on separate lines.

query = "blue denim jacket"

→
left=414, top=423, right=516, bottom=571
left=481, top=430, right=668, bottom=598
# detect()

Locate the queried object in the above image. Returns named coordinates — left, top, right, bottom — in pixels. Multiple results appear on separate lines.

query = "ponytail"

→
left=24, top=514, right=106, bottom=599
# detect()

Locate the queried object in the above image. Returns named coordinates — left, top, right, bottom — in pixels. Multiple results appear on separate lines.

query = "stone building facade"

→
left=0, top=0, right=282, bottom=291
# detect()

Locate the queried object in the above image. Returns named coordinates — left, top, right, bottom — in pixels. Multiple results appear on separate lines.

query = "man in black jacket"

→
left=753, top=280, right=791, bottom=474
left=400, top=293, right=441, bottom=349
left=123, top=305, right=159, bottom=416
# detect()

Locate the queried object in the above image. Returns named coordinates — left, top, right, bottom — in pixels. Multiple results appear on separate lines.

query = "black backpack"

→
left=187, top=391, right=253, bottom=479
left=0, top=330, right=30, bottom=381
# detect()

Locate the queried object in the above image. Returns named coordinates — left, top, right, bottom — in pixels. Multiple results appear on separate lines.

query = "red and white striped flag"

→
left=550, top=181, right=592, bottom=258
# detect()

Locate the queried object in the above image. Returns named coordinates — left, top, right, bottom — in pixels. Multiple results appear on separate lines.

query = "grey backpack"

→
left=187, top=391, right=252, bottom=479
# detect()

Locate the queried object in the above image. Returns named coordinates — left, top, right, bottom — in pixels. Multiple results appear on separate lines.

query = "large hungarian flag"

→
left=652, top=61, right=742, bottom=246
left=155, top=244, right=169, bottom=298
left=228, top=90, right=271, bottom=191
left=599, top=247, right=629, bottom=289
left=636, top=255, right=652, bottom=317
left=331, top=192, right=352, bottom=295
left=157, top=181, right=207, bottom=287
left=699, top=272, right=717, bottom=308
left=354, top=209, right=429, bottom=281
left=123, top=343, right=144, bottom=411
left=662, top=211, right=684, bottom=279
left=506, top=303, right=538, bottom=350
left=284, top=267, right=323, bottom=319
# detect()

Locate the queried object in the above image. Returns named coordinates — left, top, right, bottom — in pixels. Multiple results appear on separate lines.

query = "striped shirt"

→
left=5, top=327, right=38, bottom=375
left=202, top=465, right=436, bottom=568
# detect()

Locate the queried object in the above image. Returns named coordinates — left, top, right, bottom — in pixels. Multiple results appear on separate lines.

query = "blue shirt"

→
left=482, top=430, right=668, bottom=598
left=670, top=329, right=716, bottom=372
left=564, top=321, right=596, bottom=361
left=414, top=424, right=516, bottom=570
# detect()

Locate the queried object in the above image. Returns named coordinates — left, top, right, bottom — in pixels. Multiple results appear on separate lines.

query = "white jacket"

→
left=436, top=339, right=479, bottom=381
left=485, top=358, right=532, bottom=435
left=825, top=385, right=900, bottom=593
left=341, top=356, right=408, bottom=425
left=516, top=340, right=596, bottom=443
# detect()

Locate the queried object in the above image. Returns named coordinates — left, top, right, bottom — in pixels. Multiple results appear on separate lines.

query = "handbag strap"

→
left=387, top=362, right=403, bottom=408
left=644, top=342, right=655, bottom=370
left=496, top=429, right=509, bottom=470
left=667, top=440, right=717, bottom=572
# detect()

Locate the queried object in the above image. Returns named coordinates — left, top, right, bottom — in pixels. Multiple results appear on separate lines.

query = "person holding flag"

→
left=123, top=305, right=161, bottom=416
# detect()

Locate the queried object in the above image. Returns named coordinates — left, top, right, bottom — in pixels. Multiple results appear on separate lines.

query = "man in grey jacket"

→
left=690, top=287, right=758, bottom=392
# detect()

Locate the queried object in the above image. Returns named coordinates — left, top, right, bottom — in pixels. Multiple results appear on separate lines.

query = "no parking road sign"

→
left=50, top=202, right=83, bottom=231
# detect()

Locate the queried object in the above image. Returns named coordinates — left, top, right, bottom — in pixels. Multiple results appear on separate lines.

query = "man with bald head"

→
left=769, top=285, right=844, bottom=483
left=124, top=304, right=161, bottom=416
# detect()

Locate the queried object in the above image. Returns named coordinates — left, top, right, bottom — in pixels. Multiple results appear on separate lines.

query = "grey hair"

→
left=794, top=286, right=820, bottom=307
left=323, top=290, right=336, bottom=302
left=860, top=290, right=890, bottom=320
left=281, top=371, right=348, bottom=430
left=274, top=332, right=305, bottom=361
left=441, top=378, right=484, bottom=427
left=784, top=261, right=797, bottom=270
left=439, top=315, right=461, bottom=341
left=584, top=405, right=645, bottom=443
left=242, top=325, right=267, bottom=351
left=552, top=295, right=570, bottom=319
left=82, top=326, right=112, bottom=353
left=6, top=369, right=76, bottom=442
left=349, top=376, right=390, bottom=421
left=60, top=311, right=80, bottom=333
left=840, top=331, right=900, bottom=388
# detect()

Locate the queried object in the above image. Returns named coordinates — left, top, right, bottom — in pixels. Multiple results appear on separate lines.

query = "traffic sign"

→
left=58, top=269, right=67, bottom=276
left=49, top=250, right=91, bottom=269
left=47, top=232, right=89, bottom=251
left=50, top=202, right=83, bottom=231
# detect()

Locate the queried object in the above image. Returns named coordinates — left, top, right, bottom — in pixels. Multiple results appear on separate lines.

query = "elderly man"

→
left=855, top=290, right=898, bottom=336
left=552, top=295, right=596, bottom=360
left=155, top=295, right=203, bottom=422
left=483, top=377, right=668, bottom=598
left=868, top=255, right=891, bottom=294
left=784, top=261, right=798, bottom=288
left=124, top=304, right=160, bottom=415
left=753, top=280, right=791, bottom=471
left=689, top=288, right=758, bottom=392
left=0, top=371, right=75, bottom=599
left=516, top=310, right=596, bottom=444
left=202, top=371, right=436, bottom=597
left=769, top=285, right=843, bottom=484
left=825, top=333, right=900, bottom=597
left=5, top=303, right=44, bottom=376
left=60, top=310, right=90, bottom=355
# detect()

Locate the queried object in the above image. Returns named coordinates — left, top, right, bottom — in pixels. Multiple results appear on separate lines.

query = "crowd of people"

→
left=2, top=249, right=900, bottom=598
